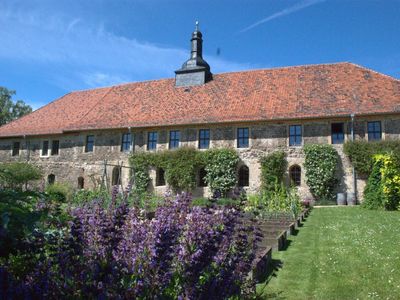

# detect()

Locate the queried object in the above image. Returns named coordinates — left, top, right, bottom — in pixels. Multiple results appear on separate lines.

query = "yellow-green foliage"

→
left=0, top=162, right=43, bottom=189
left=373, top=154, right=400, bottom=210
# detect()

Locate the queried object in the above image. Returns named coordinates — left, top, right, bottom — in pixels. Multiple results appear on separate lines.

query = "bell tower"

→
left=175, top=22, right=212, bottom=87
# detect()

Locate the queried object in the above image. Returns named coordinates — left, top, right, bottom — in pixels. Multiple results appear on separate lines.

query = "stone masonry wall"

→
left=1, top=116, right=399, bottom=201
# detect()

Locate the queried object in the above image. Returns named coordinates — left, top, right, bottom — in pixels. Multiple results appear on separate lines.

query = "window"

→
left=48, top=174, right=55, bottom=185
left=238, top=165, right=249, bottom=187
left=237, top=128, right=249, bottom=148
left=112, top=167, right=122, bottom=186
left=198, top=129, right=210, bottom=149
left=121, top=133, right=132, bottom=152
left=78, top=177, right=84, bottom=189
left=290, top=165, right=301, bottom=186
left=169, top=130, right=180, bottom=149
left=289, top=125, right=302, bottom=146
left=156, top=168, right=166, bottom=186
left=147, top=132, right=158, bottom=150
left=331, top=123, right=344, bottom=144
left=12, top=142, right=20, bottom=156
left=198, top=168, right=207, bottom=187
left=368, top=121, right=382, bottom=141
left=85, top=135, right=94, bottom=152
left=51, top=140, right=59, bottom=155
left=41, top=141, right=49, bottom=156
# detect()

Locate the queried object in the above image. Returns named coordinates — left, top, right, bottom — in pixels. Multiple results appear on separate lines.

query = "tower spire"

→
left=175, top=22, right=212, bottom=87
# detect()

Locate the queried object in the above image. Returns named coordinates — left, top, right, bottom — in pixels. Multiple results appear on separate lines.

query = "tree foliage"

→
left=0, top=87, right=32, bottom=126
left=0, top=162, right=43, bottom=189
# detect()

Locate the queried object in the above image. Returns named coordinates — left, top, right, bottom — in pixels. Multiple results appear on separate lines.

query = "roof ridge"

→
left=345, top=62, right=400, bottom=82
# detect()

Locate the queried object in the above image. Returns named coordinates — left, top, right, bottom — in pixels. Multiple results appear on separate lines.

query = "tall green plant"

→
left=204, top=148, right=239, bottom=196
left=260, top=151, right=287, bottom=192
left=304, top=144, right=339, bottom=202
left=129, top=152, right=152, bottom=194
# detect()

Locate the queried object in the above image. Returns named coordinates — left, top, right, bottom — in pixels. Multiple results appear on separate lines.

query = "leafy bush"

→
left=72, top=187, right=111, bottom=206
left=0, top=162, right=42, bottom=189
left=344, top=140, right=400, bottom=176
left=129, top=152, right=152, bottom=194
left=260, top=151, right=287, bottom=192
left=163, top=147, right=202, bottom=192
left=1, top=193, right=258, bottom=299
left=45, top=182, right=73, bottom=203
left=363, top=153, right=400, bottom=210
left=304, top=144, right=339, bottom=202
left=204, top=148, right=239, bottom=196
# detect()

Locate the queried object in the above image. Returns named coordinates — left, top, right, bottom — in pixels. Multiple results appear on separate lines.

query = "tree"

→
left=0, top=87, right=32, bottom=126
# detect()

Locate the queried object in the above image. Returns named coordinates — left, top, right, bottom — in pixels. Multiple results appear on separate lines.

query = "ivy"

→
left=259, top=151, right=287, bottom=192
left=304, top=144, right=339, bottom=202
left=129, top=147, right=239, bottom=195
left=203, top=148, right=240, bottom=197
left=343, top=140, right=400, bottom=176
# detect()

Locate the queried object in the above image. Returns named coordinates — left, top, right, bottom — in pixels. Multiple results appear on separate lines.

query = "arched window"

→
left=156, top=168, right=166, bottom=186
left=112, top=167, right=122, bottom=186
left=48, top=174, right=55, bottom=185
left=238, top=165, right=249, bottom=187
left=78, top=177, right=84, bottom=189
left=289, top=165, right=301, bottom=186
left=198, top=168, right=207, bottom=187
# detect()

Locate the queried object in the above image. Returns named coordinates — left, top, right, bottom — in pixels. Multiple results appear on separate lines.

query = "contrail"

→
left=239, top=0, right=326, bottom=33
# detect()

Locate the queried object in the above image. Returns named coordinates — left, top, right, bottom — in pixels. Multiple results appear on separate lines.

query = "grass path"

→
left=258, top=207, right=400, bottom=299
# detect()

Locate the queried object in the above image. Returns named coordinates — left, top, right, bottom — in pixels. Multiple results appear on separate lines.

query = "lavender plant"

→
left=2, top=190, right=258, bottom=299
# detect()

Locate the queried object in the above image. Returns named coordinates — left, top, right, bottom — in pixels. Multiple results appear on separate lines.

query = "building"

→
left=0, top=24, right=399, bottom=199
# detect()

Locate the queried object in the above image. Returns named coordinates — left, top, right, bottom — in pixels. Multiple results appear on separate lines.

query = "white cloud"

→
left=0, top=3, right=253, bottom=93
left=239, top=0, right=326, bottom=33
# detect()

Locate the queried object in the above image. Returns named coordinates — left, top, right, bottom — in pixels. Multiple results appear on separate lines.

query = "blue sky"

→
left=1, top=0, right=399, bottom=110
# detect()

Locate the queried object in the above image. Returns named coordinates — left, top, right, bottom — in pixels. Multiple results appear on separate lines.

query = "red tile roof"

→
left=1, top=62, right=399, bottom=138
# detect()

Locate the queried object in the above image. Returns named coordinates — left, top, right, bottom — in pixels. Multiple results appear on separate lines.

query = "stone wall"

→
left=1, top=115, right=399, bottom=201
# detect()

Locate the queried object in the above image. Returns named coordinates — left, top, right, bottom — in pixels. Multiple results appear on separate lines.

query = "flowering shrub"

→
left=304, top=144, right=339, bottom=202
left=1, top=191, right=259, bottom=298
left=259, top=151, right=287, bottom=192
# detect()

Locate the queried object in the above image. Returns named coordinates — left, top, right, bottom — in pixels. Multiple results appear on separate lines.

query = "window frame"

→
left=237, top=127, right=249, bottom=148
left=289, top=165, right=302, bottom=187
left=11, top=141, right=20, bottom=157
left=331, top=122, right=345, bottom=144
left=147, top=131, right=158, bottom=151
left=51, top=140, right=60, bottom=156
left=238, top=165, right=250, bottom=187
left=169, top=130, right=180, bottom=149
left=121, top=132, right=132, bottom=152
left=367, top=121, right=382, bottom=141
left=289, top=125, right=302, bottom=147
left=85, top=135, right=95, bottom=153
left=198, top=129, right=210, bottom=149
left=41, top=140, right=50, bottom=157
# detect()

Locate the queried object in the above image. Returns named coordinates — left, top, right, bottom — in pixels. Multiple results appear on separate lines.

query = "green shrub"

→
left=344, top=140, right=400, bottom=176
left=72, top=187, right=110, bottom=206
left=363, top=153, right=400, bottom=210
left=304, top=144, right=339, bottom=202
left=203, top=148, right=239, bottom=196
left=45, top=182, right=73, bottom=203
left=260, top=151, right=287, bottom=192
left=164, top=147, right=202, bottom=192
left=129, top=152, right=152, bottom=195
left=0, top=162, right=42, bottom=189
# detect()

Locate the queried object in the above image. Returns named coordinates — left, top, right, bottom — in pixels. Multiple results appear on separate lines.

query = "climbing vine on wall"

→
left=259, top=151, right=287, bottom=192
left=129, top=147, right=239, bottom=195
left=304, top=144, right=339, bottom=202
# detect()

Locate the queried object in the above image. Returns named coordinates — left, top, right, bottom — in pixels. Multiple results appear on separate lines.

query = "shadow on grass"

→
left=256, top=258, right=285, bottom=299
left=281, top=239, right=292, bottom=251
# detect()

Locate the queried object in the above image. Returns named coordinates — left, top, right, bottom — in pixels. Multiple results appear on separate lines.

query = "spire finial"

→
left=195, top=21, right=199, bottom=31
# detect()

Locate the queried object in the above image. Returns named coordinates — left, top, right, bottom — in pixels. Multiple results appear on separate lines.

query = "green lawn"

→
left=258, top=207, right=400, bottom=300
